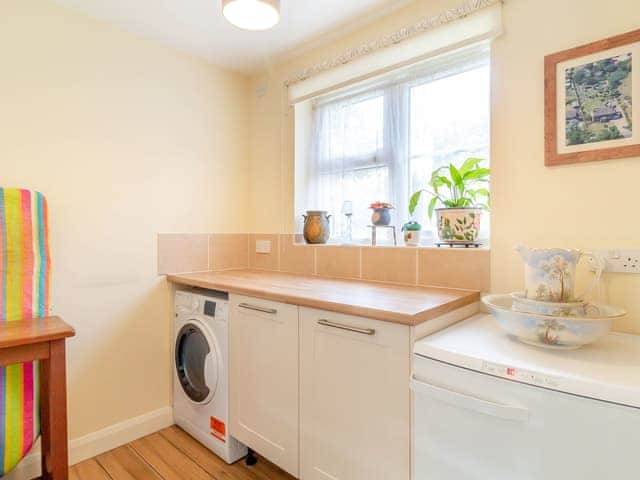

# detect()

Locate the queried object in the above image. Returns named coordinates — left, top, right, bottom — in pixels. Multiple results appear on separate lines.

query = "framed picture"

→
left=545, top=29, right=640, bottom=166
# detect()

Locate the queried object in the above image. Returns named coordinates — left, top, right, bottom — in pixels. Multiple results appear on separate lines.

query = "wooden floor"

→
left=66, top=426, right=296, bottom=480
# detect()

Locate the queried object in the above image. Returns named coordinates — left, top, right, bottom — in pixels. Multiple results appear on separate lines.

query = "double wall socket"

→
left=587, top=249, right=640, bottom=274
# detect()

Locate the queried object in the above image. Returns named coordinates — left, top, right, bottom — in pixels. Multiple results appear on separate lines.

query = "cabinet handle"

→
left=317, top=319, right=375, bottom=336
left=238, top=303, right=278, bottom=314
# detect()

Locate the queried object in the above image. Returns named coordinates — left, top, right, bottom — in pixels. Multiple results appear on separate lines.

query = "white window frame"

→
left=295, top=47, right=491, bottom=243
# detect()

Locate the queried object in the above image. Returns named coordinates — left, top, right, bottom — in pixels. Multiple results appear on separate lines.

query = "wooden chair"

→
left=0, top=317, right=74, bottom=479
left=0, top=189, right=75, bottom=479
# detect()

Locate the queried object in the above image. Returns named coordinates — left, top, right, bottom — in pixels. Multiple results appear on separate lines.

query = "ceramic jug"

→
left=303, top=211, right=331, bottom=244
left=516, top=246, right=603, bottom=302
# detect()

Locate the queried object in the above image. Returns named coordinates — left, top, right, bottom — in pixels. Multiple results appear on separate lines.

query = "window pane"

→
left=319, top=166, right=390, bottom=241
left=311, top=93, right=388, bottom=242
left=300, top=57, right=491, bottom=244
left=410, top=66, right=490, bottom=159
left=324, top=95, right=384, bottom=162
left=409, top=65, right=490, bottom=236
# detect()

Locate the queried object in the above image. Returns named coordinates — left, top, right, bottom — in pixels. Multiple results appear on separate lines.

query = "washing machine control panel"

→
left=204, top=300, right=217, bottom=317
left=175, top=291, right=196, bottom=314
left=175, top=291, right=229, bottom=319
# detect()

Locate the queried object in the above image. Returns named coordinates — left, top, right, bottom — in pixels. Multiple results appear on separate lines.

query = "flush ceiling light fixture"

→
left=222, top=0, right=280, bottom=31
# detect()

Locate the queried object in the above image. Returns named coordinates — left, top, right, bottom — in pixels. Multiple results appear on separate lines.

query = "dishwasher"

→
left=411, top=313, right=640, bottom=480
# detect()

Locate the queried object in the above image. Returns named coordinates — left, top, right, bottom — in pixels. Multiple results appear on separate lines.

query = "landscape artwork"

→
left=544, top=29, right=640, bottom=166
left=564, top=52, right=632, bottom=146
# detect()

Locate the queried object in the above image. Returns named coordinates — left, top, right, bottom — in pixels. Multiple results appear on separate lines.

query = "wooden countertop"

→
left=167, top=270, right=479, bottom=326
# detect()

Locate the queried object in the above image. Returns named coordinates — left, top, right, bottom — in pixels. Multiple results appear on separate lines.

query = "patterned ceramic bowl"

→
left=510, top=292, right=598, bottom=317
left=483, top=294, right=626, bottom=350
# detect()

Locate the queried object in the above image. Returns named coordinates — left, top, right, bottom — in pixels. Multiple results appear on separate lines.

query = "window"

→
left=299, top=49, right=490, bottom=243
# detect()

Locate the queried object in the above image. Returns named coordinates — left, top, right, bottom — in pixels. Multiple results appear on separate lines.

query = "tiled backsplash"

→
left=157, top=234, right=210, bottom=274
left=209, top=234, right=249, bottom=271
left=158, top=233, right=248, bottom=274
left=158, top=233, right=490, bottom=291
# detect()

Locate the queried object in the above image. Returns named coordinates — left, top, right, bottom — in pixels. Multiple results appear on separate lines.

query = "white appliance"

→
left=411, top=313, right=640, bottom=480
left=173, top=290, right=247, bottom=463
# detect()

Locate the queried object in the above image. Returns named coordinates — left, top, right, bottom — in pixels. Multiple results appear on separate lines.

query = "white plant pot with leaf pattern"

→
left=408, top=158, right=489, bottom=245
left=435, top=207, right=482, bottom=244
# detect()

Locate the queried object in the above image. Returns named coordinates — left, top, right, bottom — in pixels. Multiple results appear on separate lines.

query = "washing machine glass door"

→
left=175, top=321, right=218, bottom=404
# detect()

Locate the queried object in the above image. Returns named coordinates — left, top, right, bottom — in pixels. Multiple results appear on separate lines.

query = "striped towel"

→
left=0, top=188, right=51, bottom=476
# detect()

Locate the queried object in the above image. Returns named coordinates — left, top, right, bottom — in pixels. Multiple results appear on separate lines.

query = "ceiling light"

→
left=222, top=0, right=280, bottom=31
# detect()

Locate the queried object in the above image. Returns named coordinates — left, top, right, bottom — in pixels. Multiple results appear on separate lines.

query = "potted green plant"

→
left=409, top=158, right=490, bottom=244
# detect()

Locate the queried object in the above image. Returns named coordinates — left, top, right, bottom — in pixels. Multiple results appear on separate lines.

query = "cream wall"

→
left=0, top=0, right=249, bottom=441
left=492, top=0, right=640, bottom=334
left=247, top=0, right=640, bottom=334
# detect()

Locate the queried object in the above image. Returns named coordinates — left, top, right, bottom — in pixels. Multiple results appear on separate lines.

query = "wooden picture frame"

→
left=545, top=29, right=640, bottom=166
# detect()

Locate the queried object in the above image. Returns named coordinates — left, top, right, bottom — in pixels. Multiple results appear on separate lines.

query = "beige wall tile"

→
left=209, top=234, right=249, bottom=271
left=418, top=248, right=490, bottom=291
left=316, top=246, right=361, bottom=279
left=157, top=234, right=209, bottom=274
left=249, top=234, right=280, bottom=271
left=279, top=234, right=315, bottom=275
left=361, top=247, right=418, bottom=285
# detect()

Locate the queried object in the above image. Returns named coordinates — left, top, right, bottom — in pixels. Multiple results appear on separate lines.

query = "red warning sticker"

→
left=210, top=416, right=226, bottom=442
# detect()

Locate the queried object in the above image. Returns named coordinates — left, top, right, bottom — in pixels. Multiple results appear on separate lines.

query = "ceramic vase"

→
left=303, top=211, right=331, bottom=244
left=371, top=208, right=392, bottom=226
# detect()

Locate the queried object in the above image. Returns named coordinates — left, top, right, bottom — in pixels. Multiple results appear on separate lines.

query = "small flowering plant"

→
left=369, top=201, right=394, bottom=210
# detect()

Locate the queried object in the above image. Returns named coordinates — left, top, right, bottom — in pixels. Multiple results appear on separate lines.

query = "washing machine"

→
left=173, top=290, right=247, bottom=463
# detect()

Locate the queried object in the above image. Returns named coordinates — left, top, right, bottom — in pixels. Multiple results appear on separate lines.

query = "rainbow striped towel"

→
left=0, top=188, right=51, bottom=476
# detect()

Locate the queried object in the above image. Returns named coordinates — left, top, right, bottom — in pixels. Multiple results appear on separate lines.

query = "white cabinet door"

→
left=300, top=307, right=411, bottom=480
left=229, top=295, right=299, bottom=477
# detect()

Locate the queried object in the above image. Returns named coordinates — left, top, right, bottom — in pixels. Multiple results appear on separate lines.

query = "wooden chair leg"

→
left=40, top=340, right=69, bottom=480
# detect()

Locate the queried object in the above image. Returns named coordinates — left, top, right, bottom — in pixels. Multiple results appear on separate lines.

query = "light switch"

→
left=255, top=240, right=272, bottom=254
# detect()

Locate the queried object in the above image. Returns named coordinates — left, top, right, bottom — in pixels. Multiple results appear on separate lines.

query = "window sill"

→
left=293, top=239, right=491, bottom=250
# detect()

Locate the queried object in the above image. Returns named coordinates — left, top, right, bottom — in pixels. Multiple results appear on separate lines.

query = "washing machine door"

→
left=175, top=320, right=219, bottom=404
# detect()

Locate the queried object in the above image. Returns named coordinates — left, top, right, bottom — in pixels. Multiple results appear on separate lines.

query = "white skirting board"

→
left=4, top=406, right=174, bottom=480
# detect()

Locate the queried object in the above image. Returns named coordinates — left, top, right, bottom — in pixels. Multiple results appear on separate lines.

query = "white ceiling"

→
left=51, top=0, right=412, bottom=73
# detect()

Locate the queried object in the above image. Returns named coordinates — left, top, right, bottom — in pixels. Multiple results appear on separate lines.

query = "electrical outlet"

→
left=255, top=240, right=271, bottom=254
left=587, top=249, right=640, bottom=274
